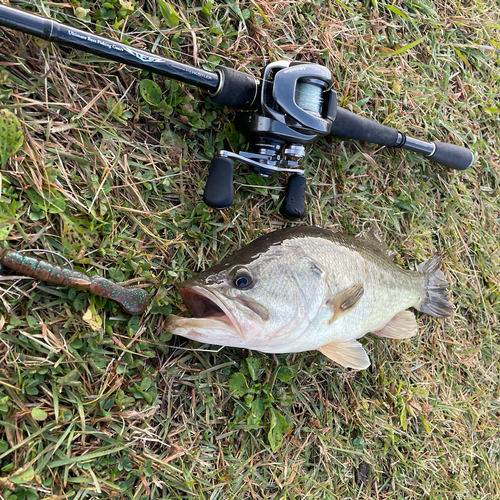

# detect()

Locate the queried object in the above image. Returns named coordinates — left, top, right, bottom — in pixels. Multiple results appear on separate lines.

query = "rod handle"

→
left=330, top=107, right=400, bottom=146
left=211, top=66, right=259, bottom=110
left=427, top=141, right=474, bottom=171
left=203, top=157, right=234, bottom=209
left=281, top=174, right=306, bottom=219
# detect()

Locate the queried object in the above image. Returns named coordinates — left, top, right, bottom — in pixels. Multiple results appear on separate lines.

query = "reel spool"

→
left=203, top=61, right=337, bottom=218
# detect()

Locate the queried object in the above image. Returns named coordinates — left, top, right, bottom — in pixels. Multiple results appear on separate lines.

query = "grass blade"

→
left=387, top=35, right=426, bottom=56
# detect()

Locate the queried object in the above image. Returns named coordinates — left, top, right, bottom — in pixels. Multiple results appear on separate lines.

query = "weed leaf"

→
left=246, top=357, right=261, bottom=381
left=228, top=372, right=248, bottom=397
left=139, top=80, right=163, bottom=106
left=31, top=407, right=48, bottom=421
left=158, top=0, right=180, bottom=28
left=276, top=365, right=298, bottom=383
left=10, top=466, right=35, bottom=485
left=0, top=109, right=24, bottom=169
left=268, top=408, right=289, bottom=452
left=82, top=304, right=103, bottom=332
left=248, top=397, right=265, bottom=425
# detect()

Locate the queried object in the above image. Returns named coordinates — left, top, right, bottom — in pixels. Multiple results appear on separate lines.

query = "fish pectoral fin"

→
left=327, top=284, right=364, bottom=324
left=338, top=284, right=364, bottom=310
left=318, top=339, right=370, bottom=370
left=371, top=310, right=418, bottom=339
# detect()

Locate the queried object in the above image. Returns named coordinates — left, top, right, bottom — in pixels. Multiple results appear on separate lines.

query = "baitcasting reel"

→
left=204, top=61, right=338, bottom=218
left=203, top=58, right=474, bottom=218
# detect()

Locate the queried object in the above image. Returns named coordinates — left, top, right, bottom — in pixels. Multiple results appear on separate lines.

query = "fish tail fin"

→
left=415, top=254, right=454, bottom=317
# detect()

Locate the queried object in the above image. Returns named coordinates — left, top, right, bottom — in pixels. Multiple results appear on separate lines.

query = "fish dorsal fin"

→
left=371, top=310, right=418, bottom=339
left=318, top=339, right=370, bottom=370
left=357, top=226, right=396, bottom=260
left=327, top=284, right=364, bottom=324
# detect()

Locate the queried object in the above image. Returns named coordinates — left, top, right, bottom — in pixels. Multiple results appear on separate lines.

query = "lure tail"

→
left=415, top=254, right=454, bottom=317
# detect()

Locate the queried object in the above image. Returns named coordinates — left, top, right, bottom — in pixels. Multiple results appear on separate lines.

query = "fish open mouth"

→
left=179, top=286, right=235, bottom=328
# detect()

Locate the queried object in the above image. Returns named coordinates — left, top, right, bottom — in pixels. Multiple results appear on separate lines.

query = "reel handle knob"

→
left=203, top=156, right=234, bottom=209
left=281, top=174, right=306, bottom=219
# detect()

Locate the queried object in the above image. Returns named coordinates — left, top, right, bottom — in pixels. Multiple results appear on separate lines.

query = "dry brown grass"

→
left=0, top=0, right=499, bottom=498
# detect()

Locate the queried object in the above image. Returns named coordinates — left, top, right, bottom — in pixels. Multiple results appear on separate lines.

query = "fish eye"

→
left=232, top=269, right=253, bottom=289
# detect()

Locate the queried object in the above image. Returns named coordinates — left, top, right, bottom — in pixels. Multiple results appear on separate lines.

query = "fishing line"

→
left=295, top=79, right=326, bottom=116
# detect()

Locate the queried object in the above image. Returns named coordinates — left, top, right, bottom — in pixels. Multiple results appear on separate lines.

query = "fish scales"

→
left=271, top=234, right=424, bottom=352
left=166, top=227, right=453, bottom=369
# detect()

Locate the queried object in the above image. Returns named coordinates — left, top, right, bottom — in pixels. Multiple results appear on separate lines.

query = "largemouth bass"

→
left=166, top=227, right=453, bottom=369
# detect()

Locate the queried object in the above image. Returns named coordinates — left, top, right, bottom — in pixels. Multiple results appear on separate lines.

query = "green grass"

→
left=0, top=0, right=499, bottom=498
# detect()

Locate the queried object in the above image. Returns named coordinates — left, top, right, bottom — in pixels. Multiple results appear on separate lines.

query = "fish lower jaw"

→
left=167, top=314, right=225, bottom=330
left=165, top=316, right=305, bottom=353
left=165, top=315, right=251, bottom=345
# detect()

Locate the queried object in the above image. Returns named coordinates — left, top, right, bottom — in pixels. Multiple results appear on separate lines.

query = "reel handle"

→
left=203, top=157, right=234, bottom=209
left=281, top=174, right=306, bottom=219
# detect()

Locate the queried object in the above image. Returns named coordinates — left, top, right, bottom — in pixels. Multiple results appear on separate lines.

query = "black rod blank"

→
left=0, top=4, right=220, bottom=92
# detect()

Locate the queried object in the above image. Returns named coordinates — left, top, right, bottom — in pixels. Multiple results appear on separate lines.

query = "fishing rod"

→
left=0, top=3, right=474, bottom=218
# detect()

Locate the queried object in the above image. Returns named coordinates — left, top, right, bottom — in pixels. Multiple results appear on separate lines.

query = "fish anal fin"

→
left=318, top=339, right=370, bottom=370
left=327, top=284, right=364, bottom=324
left=372, top=310, right=418, bottom=339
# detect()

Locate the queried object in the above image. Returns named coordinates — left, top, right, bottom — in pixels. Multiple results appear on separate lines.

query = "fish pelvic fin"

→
left=318, top=339, right=370, bottom=370
left=327, top=284, right=364, bottom=324
left=416, top=254, right=454, bottom=317
left=372, top=311, right=418, bottom=339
